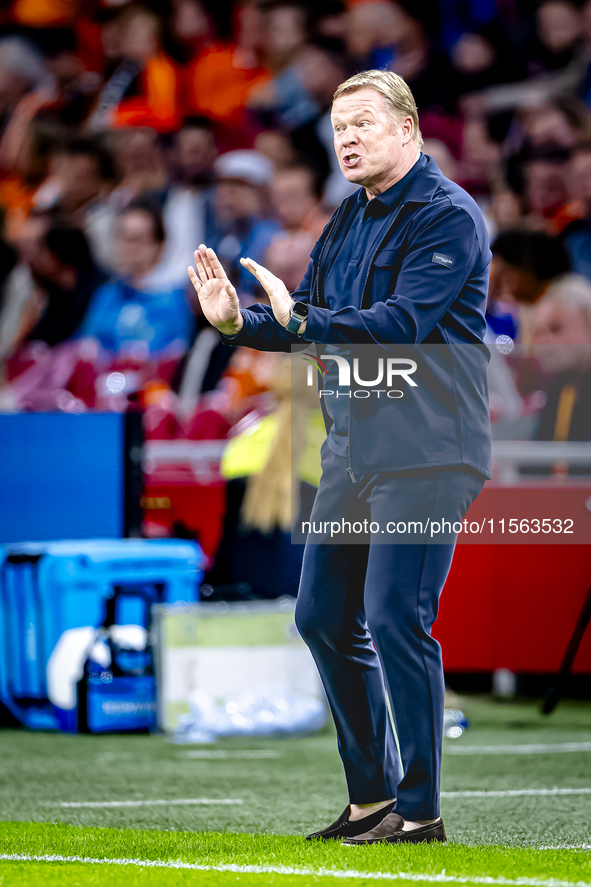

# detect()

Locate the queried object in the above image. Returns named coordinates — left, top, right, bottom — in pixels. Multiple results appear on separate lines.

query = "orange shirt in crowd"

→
left=0, top=177, right=35, bottom=242
left=186, top=44, right=269, bottom=130
left=11, top=0, right=78, bottom=26
left=546, top=200, right=587, bottom=236
left=114, top=52, right=181, bottom=134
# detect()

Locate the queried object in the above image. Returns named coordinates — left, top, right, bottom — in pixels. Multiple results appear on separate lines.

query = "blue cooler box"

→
left=0, top=539, right=203, bottom=731
left=84, top=676, right=157, bottom=733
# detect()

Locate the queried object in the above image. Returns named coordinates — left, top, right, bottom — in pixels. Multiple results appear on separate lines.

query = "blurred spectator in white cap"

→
left=206, top=149, right=282, bottom=301
left=214, top=148, right=275, bottom=185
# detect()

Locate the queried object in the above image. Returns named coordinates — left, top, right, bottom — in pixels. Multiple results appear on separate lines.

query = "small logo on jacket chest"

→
left=432, top=252, right=454, bottom=267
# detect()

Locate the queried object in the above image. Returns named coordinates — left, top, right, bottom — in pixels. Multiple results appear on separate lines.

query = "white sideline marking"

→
left=57, top=799, right=242, bottom=808
left=441, top=789, right=591, bottom=798
left=1, top=854, right=591, bottom=885
left=181, top=750, right=280, bottom=759
left=55, top=788, right=591, bottom=808
left=95, top=752, right=134, bottom=765
left=445, top=742, right=591, bottom=755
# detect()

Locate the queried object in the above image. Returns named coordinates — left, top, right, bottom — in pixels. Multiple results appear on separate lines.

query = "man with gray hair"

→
left=189, top=70, right=491, bottom=844
left=531, top=275, right=591, bottom=445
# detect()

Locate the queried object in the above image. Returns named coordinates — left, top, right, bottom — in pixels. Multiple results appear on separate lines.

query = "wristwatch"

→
left=286, top=301, right=309, bottom=336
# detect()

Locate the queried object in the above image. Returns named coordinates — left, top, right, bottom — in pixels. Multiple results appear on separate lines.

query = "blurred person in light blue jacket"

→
left=78, top=200, right=194, bottom=355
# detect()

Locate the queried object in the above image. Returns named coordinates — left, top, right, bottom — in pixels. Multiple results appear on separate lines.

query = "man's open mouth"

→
left=343, top=154, right=360, bottom=167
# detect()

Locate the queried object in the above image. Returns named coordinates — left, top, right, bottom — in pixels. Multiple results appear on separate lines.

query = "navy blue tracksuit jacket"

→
left=224, top=154, right=492, bottom=478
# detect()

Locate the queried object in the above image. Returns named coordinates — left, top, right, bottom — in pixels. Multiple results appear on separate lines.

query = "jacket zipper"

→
left=348, top=201, right=412, bottom=481
left=313, top=201, right=353, bottom=477
left=316, top=198, right=413, bottom=481
left=314, top=201, right=348, bottom=307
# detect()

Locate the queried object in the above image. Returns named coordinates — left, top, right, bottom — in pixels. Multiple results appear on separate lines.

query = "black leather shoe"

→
left=342, top=814, right=446, bottom=845
left=306, top=802, right=397, bottom=841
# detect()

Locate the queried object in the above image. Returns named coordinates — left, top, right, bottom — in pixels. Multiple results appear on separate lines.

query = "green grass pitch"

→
left=0, top=696, right=590, bottom=886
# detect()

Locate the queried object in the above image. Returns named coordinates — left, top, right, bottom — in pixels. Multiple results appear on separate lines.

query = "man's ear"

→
left=401, top=116, right=414, bottom=145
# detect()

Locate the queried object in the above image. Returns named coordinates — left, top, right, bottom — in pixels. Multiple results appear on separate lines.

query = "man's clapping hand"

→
left=188, top=245, right=244, bottom=336
left=188, top=245, right=298, bottom=334
left=239, top=256, right=294, bottom=328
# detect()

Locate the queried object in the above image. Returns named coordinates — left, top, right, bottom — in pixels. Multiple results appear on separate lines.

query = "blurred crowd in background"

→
left=0, top=0, right=590, bottom=564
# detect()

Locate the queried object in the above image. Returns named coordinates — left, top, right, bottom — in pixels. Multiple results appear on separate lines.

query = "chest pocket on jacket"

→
left=371, top=249, right=402, bottom=299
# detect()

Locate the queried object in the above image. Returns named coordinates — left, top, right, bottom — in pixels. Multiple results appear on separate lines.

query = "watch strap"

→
left=286, top=302, right=308, bottom=334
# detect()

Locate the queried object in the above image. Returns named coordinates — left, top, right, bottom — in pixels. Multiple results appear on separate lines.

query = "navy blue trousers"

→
left=295, top=444, right=484, bottom=820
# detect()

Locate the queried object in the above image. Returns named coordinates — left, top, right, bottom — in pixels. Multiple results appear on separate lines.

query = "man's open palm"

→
left=188, top=245, right=243, bottom=336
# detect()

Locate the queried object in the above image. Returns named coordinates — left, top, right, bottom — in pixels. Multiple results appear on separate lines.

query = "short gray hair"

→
left=332, top=69, right=423, bottom=150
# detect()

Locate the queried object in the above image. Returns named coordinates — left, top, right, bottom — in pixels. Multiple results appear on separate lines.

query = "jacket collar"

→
left=402, top=154, right=443, bottom=205
left=357, top=152, right=428, bottom=210
left=345, top=153, right=443, bottom=214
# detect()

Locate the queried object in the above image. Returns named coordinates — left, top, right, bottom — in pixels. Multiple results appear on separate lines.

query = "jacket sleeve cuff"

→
left=302, top=304, right=332, bottom=343
left=219, top=308, right=256, bottom=345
